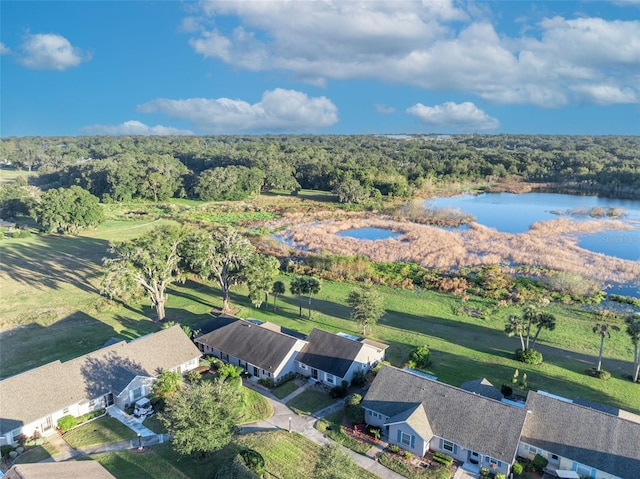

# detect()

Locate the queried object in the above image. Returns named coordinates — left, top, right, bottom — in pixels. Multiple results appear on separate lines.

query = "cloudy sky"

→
left=1, top=1, right=639, bottom=137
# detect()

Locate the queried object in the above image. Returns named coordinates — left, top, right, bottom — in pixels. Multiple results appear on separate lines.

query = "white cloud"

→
left=375, top=104, right=396, bottom=114
left=137, top=88, right=338, bottom=134
left=0, top=42, right=10, bottom=55
left=19, top=33, right=89, bottom=70
left=571, top=84, right=638, bottom=104
left=186, top=2, right=640, bottom=107
left=407, top=101, right=500, bottom=131
left=79, top=120, right=194, bottom=136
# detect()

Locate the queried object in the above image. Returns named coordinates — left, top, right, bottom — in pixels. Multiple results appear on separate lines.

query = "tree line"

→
left=2, top=134, right=639, bottom=203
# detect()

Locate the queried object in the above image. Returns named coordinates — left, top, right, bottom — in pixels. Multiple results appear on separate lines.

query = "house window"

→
left=62, top=407, right=69, bottom=415
left=89, top=399, right=96, bottom=408
left=400, top=432, right=412, bottom=447
left=12, top=430, right=22, bottom=442
left=550, top=454, right=559, bottom=464
left=132, top=386, right=143, bottom=400
left=300, top=363, right=308, bottom=370
left=442, top=440, right=455, bottom=452
left=326, top=373, right=335, bottom=384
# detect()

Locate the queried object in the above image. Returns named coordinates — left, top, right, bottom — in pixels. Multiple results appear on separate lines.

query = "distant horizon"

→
left=2, top=1, right=639, bottom=137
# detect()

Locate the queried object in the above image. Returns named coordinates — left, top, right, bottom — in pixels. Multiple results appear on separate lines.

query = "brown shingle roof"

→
left=195, top=316, right=302, bottom=372
left=362, top=366, right=527, bottom=463
left=295, top=329, right=367, bottom=378
left=0, top=326, right=200, bottom=435
left=522, top=391, right=640, bottom=478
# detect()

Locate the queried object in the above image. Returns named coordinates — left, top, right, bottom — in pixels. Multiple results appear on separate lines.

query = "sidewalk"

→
left=106, top=405, right=155, bottom=437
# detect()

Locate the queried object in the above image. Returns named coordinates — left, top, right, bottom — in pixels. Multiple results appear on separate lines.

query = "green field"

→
left=1, top=214, right=638, bottom=414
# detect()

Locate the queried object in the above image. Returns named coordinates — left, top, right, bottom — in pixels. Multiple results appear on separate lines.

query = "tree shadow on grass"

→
left=0, top=234, right=109, bottom=293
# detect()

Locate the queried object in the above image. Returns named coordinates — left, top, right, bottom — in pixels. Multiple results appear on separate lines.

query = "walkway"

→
left=106, top=405, right=155, bottom=437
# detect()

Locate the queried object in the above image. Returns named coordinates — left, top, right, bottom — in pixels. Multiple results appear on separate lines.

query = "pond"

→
left=337, top=227, right=401, bottom=240
left=426, top=192, right=640, bottom=261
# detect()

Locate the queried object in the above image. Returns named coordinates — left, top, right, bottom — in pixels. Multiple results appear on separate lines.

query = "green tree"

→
left=347, top=282, right=385, bottom=336
left=0, top=182, right=35, bottom=219
left=245, top=254, right=281, bottom=308
left=101, top=225, right=186, bottom=322
left=344, top=393, right=364, bottom=424
left=625, top=314, right=640, bottom=382
left=32, top=186, right=104, bottom=234
left=478, top=264, right=510, bottom=299
left=529, top=311, right=556, bottom=348
left=593, top=322, right=620, bottom=372
left=272, top=280, right=286, bottom=311
left=182, top=227, right=256, bottom=312
left=159, top=379, right=241, bottom=459
left=290, top=276, right=321, bottom=319
left=504, top=305, right=556, bottom=352
left=152, top=370, right=182, bottom=399
left=290, top=276, right=307, bottom=317
left=195, top=166, right=264, bottom=201
left=313, top=442, right=356, bottom=479
left=334, top=178, right=369, bottom=204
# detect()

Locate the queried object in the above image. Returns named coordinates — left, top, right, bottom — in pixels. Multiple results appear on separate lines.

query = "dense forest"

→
left=1, top=134, right=639, bottom=202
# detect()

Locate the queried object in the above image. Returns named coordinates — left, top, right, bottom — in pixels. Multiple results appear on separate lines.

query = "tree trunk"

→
left=273, top=294, right=278, bottom=312
left=518, top=333, right=525, bottom=352
left=531, top=326, right=542, bottom=348
left=298, top=296, right=303, bottom=317
left=264, top=292, right=269, bottom=309
left=597, top=335, right=605, bottom=372
left=222, top=288, right=231, bottom=312
left=155, top=300, right=166, bottom=322
left=634, top=344, right=639, bottom=383
left=308, top=295, right=312, bottom=320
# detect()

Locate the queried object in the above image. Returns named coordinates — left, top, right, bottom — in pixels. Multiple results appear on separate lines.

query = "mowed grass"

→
left=1, top=215, right=639, bottom=413
left=271, top=380, right=301, bottom=399
left=63, top=417, right=137, bottom=449
left=93, top=430, right=379, bottom=479
left=286, top=389, right=337, bottom=416
left=316, top=409, right=372, bottom=455
left=238, top=387, right=274, bottom=424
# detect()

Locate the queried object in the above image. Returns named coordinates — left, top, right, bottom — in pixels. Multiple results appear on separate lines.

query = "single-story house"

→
left=194, top=315, right=306, bottom=383
left=0, top=326, right=201, bottom=445
left=460, top=378, right=504, bottom=402
left=518, top=391, right=640, bottom=479
left=4, top=461, right=117, bottom=479
left=295, top=329, right=388, bottom=387
left=362, top=366, right=528, bottom=476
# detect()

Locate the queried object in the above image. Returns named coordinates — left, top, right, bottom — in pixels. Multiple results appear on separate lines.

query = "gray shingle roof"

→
left=388, top=403, right=434, bottom=442
left=5, top=461, right=116, bottom=479
left=195, top=316, right=302, bottom=372
left=460, top=378, right=504, bottom=402
left=0, top=326, right=200, bottom=435
left=362, top=366, right=528, bottom=463
left=295, top=328, right=366, bottom=378
left=522, top=391, right=640, bottom=479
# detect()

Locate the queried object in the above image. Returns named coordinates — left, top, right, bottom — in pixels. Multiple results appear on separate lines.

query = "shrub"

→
left=218, top=363, right=243, bottom=379
left=404, top=451, right=411, bottom=460
left=239, top=448, right=266, bottom=477
left=410, top=346, right=430, bottom=369
left=57, top=415, right=79, bottom=432
left=185, top=369, right=201, bottom=384
left=512, top=462, right=524, bottom=476
left=370, top=428, right=381, bottom=440
left=227, top=376, right=242, bottom=389
left=344, top=393, right=364, bottom=424
left=501, top=384, right=513, bottom=397
left=258, top=377, right=275, bottom=388
left=351, top=369, right=367, bottom=387
left=9, top=450, right=18, bottom=459
left=433, top=451, right=454, bottom=466
left=372, top=361, right=391, bottom=374
left=1, top=445, right=13, bottom=459
left=495, top=474, right=506, bottom=479
left=14, top=434, right=27, bottom=447
left=480, top=467, right=490, bottom=478
left=436, top=469, right=453, bottom=479
left=330, top=380, right=349, bottom=398
left=515, top=348, right=543, bottom=365
left=533, top=454, right=548, bottom=472
left=591, top=369, right=611, bottom=380
left=390, top=444, right=400, bottom=454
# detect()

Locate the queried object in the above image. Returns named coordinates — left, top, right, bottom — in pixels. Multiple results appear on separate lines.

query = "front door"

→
left=468, top=451, right=480, bottom=465
left=41, top=416, right=53, bottom=432
left=253, top=366, right=259, bottom=377
left=311, top=368, right=319, bottom=380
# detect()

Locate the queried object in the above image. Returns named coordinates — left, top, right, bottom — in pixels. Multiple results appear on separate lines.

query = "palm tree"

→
left=272, top=280, right=285, bottom=312
left=625, top=314, right=640, bottom=383
left=530, top=312, right=557, bottom=348
left=593, top=322, right=620, bottom=372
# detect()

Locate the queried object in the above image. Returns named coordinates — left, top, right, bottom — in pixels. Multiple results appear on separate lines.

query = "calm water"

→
left=337, top=227, right=401, bottom=240
left=427, top=192, right=640, bottom=261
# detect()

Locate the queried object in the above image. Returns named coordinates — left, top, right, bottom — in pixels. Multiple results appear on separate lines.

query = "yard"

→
left=238, top=387, right=274, bottom=424
left=92, top=430, right=379, bottom=479
left=63, top=417, right=137, bottom=448
left=270, top=379, right=301, bottom=399
left=315, top=409, right=372, bottom=455
left=286, top=389, right=337, bottom=416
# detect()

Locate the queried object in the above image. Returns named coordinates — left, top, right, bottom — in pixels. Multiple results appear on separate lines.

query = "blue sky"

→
left=1, top=0, right=639, bottom=137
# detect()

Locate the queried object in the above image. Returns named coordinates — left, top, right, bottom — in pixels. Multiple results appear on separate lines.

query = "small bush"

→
left=501, top=384, right=513, bottom=397
left=218, top=363, right=243, bottom=379
left=436, top=469, right=452, bottom=479
left=515, top=348, right=543, bottom=365
left=512, top=462, right=524, bottom=476
left=330, top=380, right=349, bottom=398
left=404, top=451, right=411, bottom=459
left=14, top=434, right=27, bottom=447
left=9, top=450, right=18, bottom=459
left=495, top=474, right=506, bottom=479
left=351, top=369, right=367, bottom=387
left=57, top=415, right=79, bottom=432
left=185, top=369, right=201, bottom=384
left=590, top=369, right=611, bottom=380
left=372, top=360, right=391, bottom=374
left=410, top=345, right=430, bottom=369
left=433, top=451, right=454, bottom=466
left=1, top=445, right=13, bottom=459
left=258, top=377, right=275, bottom=388
left=239, top=448, right=266, bottom=477
left=480, top=467, right=490, bottom=479
left=390, top=444, right=400, bottom=454
left=533, top=453, right=549, bottom=472
left=344, top=393, right=364, bottom=424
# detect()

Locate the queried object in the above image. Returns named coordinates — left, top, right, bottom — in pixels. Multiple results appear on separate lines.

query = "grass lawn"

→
left=315, top=409, right=372, bottom=455
left=63, top=417, right=137, bottom=449
left=286, top=389, right=337, bottom=416
left=1, top=212, right=639, bottom=414
left=238, top=387, right=274, bottom=424
left=12, top=445, right=54, bottom=464
left=142, top=416, right=167, bottom=434
left=271, top=380, right=300, bottom=399
left=93, top=430, right=378, bottom=479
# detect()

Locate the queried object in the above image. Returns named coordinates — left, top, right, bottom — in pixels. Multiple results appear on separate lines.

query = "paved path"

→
left=106, top=405, right=155, bottom=437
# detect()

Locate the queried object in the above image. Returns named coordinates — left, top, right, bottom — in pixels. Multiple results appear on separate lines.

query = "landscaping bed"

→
left=315, top=410, right=372, bottom=455
left=379, top=449, right=455, bottom=479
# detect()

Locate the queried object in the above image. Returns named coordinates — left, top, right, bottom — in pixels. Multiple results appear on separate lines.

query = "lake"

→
left=426, top=192, right=640, bottom=261
left=337, top=227, right=400, bottom=240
